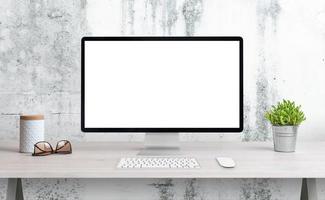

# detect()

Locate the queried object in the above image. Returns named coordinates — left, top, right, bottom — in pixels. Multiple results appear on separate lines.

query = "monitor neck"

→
left=137, top=132, right=181, bottom=156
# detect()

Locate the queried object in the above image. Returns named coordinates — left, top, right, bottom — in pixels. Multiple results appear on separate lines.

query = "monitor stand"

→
left=137, top=133, right=181, bottom=156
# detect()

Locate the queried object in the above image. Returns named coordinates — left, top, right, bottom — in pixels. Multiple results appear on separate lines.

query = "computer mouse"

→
left=216, top=157, right=236, bottom=168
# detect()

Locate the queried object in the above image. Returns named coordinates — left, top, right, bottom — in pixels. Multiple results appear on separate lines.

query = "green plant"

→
left=265, top=99, right=306, bottom=126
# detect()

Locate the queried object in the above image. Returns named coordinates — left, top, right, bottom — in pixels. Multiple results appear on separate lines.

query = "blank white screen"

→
left=85, top=40, right=240, bottom=128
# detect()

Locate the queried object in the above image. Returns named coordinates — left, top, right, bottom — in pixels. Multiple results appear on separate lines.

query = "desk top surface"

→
left=0, top=141, right=324, bottom=178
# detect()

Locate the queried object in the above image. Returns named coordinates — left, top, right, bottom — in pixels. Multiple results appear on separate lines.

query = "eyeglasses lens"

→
left=56, top=140, right=72, bottom=154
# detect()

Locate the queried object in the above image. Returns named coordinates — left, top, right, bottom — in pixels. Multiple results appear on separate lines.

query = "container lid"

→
left=20, top=115, right=44, bottom=120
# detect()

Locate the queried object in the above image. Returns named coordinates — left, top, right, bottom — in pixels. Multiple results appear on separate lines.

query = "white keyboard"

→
left=117, top=157, right=200, bottom=169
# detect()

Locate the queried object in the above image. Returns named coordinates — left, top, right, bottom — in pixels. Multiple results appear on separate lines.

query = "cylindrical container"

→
left=20, top=115, right=44, bottom=153
left=272, top=125, right=298, bottom=152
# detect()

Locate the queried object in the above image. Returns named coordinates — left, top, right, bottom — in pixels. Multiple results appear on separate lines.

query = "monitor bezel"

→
left=81, top=36, right=243, bottom=132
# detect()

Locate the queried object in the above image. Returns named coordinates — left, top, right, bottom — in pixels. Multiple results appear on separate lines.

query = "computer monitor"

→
left=81, top=37, right=243, bottom=154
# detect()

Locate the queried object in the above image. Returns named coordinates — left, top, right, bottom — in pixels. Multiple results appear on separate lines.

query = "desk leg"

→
left=6, top=179, right=17, bottom=200
left=6, top=178, right=23, bottom=200
left=306, top=178, right=325, bottom=200
left=307, top=178, right=318, bottom=200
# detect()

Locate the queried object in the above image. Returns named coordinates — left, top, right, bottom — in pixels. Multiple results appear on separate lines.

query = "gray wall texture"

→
left=0, top=0, right=325, bottom=199
left=1, top=0, right=325, bottom=142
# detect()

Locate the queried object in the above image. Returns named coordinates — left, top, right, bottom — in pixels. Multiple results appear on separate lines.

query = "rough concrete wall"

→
left=1, top=0, right=325, bottom=142
left=21, top=178, right=301, bottom=200
left=0, top=179, right=7, bottom=200
left=0, top=0, right=88, bottom=141
left=2, top=0, right=325, bottom=142
left=0, top=0, right=325, bottom=199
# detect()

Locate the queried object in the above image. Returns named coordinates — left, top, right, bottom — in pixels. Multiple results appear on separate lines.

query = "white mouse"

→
left=216, top=157, right=236, bottom=168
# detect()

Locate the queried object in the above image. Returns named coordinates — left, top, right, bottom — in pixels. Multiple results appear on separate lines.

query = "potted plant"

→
left=265, top=99, right=306, bottom=152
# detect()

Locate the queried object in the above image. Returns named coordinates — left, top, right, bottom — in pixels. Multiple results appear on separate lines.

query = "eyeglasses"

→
left=32, top=140, right=72, bottom=156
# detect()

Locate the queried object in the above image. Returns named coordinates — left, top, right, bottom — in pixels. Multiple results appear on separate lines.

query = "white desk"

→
left=0, top=141, right=324, bottom=178
left=0, top=141, right=323, bottom=199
